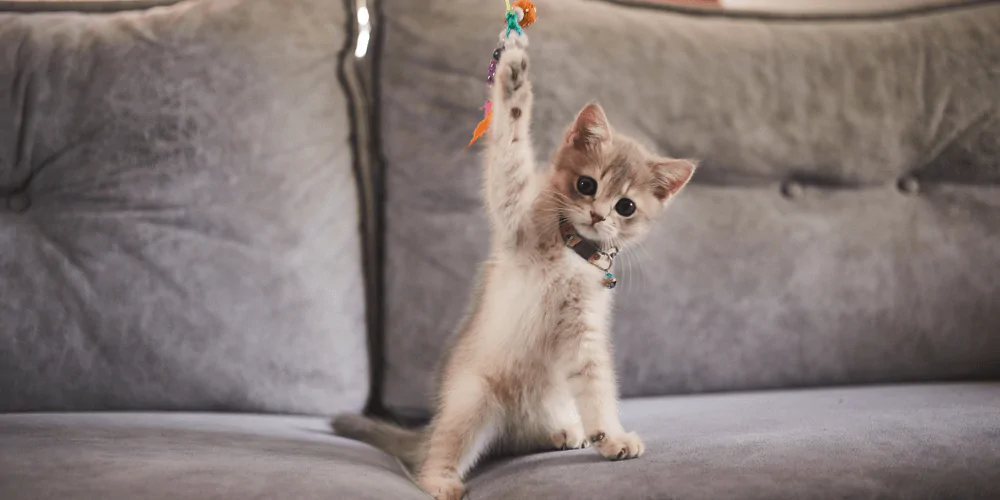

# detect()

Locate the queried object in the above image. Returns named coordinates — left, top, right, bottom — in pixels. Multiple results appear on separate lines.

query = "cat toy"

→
left=466, top=0, right=538, bottom=150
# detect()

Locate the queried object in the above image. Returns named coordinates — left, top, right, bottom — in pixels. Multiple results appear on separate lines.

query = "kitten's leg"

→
left=500, top=381, right=588, bottom=454
left=485, top=46, right=539, bottom=247
left=540, top=382, right=588, bottom=451
left=418, top=377, right=500, bottom=500
left=569, top=335, right=645, bottom=460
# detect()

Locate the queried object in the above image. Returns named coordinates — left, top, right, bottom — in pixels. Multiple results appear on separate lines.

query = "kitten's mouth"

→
left=561, top=211, right=614, bottom=244
left=573, top=221, right=607, bottom=243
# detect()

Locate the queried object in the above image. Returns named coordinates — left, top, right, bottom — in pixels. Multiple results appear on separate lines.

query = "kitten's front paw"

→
left=551, top=426, right=589, bottom=450
left=590, top=431, right=645, bottom=461
left=418, top=475, right=465, bottom=500
left=503, top=31, right=529, bottom=50
left=497, top=49, right=529, bottom=102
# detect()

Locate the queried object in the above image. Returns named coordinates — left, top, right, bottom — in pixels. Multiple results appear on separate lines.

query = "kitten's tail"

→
left=331, top=414, right=425, bottom=471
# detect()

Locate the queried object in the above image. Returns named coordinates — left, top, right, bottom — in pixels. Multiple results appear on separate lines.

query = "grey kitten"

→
left=334, top=37, right=696, bottom=500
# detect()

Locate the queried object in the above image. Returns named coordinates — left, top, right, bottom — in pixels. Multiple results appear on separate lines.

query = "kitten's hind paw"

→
left=551, top=427, right=589, bottom=450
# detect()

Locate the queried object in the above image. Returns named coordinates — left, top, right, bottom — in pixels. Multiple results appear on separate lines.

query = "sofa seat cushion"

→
left=467, top=383, right=1000, bottom=499
left=0, top=412, right=426, bottom=500
left=3, top=384, right=996, bottom=499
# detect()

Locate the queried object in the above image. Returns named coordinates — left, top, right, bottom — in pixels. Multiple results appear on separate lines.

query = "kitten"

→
left=334, top=42, right=696, bottom=500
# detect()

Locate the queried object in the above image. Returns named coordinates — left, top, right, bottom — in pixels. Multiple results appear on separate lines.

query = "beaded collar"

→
left=558, top=217, right=619, bottom=289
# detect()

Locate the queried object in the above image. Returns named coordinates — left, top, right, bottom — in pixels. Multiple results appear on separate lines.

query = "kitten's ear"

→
left=651, top=158, right=697, bottom=203
left=566, top=102, right=611, bottom=149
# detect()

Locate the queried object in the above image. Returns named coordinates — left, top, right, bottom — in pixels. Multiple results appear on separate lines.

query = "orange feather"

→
left=465, top=103, right=493, bottom=150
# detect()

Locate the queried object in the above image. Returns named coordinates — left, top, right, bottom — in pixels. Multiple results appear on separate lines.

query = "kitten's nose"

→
left=590, top=211, right=605, bottom=224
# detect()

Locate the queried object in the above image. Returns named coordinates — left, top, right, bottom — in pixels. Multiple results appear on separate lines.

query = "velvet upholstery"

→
left=0, top=0, right=370, bottom=414
left=2, top=384, right=997, bottom=499
left=376, top=0, right=1000, bottom=415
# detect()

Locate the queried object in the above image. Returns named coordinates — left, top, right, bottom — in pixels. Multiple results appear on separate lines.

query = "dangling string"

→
left=505, top=10, right=523, bottom=37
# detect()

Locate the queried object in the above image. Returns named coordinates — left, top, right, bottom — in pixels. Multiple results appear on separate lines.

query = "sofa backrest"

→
left=375, top=0, right=1000, bottom=417
left=0, top=0, right=372, bottom=414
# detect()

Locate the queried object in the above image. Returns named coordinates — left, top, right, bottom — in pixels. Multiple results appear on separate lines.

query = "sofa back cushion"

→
left=376, top=0, right=1000, bottom=416
left=0, top=0, right=370, bottom=414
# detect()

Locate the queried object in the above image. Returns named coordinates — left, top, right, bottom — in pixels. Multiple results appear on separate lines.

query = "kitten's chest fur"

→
left=467, top=238, right=612, bottom=372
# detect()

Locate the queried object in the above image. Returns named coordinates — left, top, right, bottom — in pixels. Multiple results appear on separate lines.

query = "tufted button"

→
left=6, top=191, right=31, bottom=213
left=897, top=176, right=920, bottom=195
left=781, top=180, right=803, bottom=199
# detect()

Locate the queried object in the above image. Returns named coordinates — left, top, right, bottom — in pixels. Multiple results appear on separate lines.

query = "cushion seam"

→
left=336, top=0, right=388, bottom=418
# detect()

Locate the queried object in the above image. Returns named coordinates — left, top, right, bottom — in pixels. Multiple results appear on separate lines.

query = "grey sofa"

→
left=1, top=0, right=998, bottom=498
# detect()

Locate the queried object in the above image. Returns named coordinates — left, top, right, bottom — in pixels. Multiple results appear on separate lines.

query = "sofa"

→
left=1, top=0, right=998, bottom=498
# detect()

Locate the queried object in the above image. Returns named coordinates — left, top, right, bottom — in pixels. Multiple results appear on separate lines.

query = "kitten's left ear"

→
left=651, top=158, right=697, bottom=203
left=566, top=102, right=612, bottom=149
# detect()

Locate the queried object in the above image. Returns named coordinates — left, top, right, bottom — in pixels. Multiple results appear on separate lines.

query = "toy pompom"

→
left=514, top=0, right=537, bottom=28
left=465, top=101, right=493, bottom=150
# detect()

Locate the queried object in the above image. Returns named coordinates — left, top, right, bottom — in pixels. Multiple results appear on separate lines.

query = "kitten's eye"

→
left=615, top=198, right=636, bottom=217
left=576, top=176, right=597, bottom=196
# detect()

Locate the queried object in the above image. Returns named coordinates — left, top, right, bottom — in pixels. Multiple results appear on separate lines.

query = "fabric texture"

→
left=467, top=383, right=1000, bottom=500
left=0, top=0, right=370, bottom=414
left=615, top=0, right=987, bottom=17
left=377, top=0, right=1000, bottom=415
left=0, top=1, right=180, bottom=13
left=1, top=384, right=997, bottom=499
left=0, top=412, right=426, bottom=500
left=716, top=0, right=980, bottom=16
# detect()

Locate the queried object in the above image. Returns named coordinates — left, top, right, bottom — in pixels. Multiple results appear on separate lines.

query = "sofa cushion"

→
left=0, top=412, right=426, bottom=500
left=0, top=0, right=370, bottom=414
left=0, top=1, right=179, bottom=13
left=466, top=383, right=1000, bottom=499
left=624, top=0, right=983, bottom=16
left=715, top=0, right=979, bottom=16
left=3, top=384, right=996, bottom=499
left=377, top=0, right=1000, bottom=415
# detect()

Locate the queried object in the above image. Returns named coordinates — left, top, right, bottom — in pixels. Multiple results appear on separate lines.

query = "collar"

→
left=558, top=217, right=619, bottom=289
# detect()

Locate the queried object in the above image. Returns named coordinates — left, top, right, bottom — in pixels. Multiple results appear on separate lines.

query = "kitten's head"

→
left=549, top=102, right=696, bottom=247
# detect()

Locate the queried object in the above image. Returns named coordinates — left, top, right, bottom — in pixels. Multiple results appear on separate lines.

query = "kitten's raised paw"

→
left=504, top=31, right=529, bottom=50
left=551, top=427, right=589, bottom=450
left=590, top=431, right=645, bottom=461
left=418, top=476, right=465, bottom=500
left=498, top=49, right=530, bottom=101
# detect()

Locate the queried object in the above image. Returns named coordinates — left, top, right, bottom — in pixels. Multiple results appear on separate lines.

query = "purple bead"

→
left=486, top=59, right=498, bottom=84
